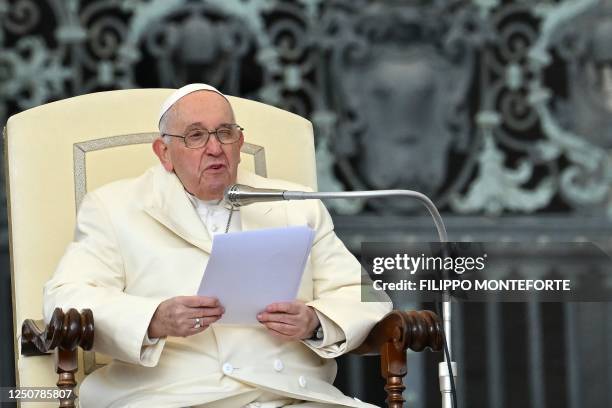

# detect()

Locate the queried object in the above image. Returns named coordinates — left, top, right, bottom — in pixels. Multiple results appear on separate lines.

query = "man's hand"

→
left=147, top=296, right=224, bottom=338
left=257, top=301, right=320, bottom=341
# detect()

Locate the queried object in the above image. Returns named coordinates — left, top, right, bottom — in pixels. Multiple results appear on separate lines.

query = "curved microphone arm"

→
left=283, top=190, right=449, bottom=244
left=225, top=186, right=448, bottom=242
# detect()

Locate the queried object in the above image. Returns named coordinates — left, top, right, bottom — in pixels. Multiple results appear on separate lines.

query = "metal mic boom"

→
left=224, top=184, right=448, bottom=243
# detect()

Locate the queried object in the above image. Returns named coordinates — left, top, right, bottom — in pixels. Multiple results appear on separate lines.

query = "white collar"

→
left=184, top=191, right=235, bottom=212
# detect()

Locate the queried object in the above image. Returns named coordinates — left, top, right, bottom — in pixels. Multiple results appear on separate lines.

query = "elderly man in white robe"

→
left=43, top=84, right=392, bottom=408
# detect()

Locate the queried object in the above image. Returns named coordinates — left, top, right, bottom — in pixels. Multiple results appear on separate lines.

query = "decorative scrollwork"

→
left=1, top=0, right=612, bottom=222
left=88, top=16, right=128, bottom=60
left=21, top=307, right=94, bottom=356
left=0, top=37, right=71, bottom=109
left=353, top=309, right=443, bottom=356
left=322, top=1, right=479, bottom=213
left=4, top=0, right=40, bottom=34
left=526, top=0, right=612, bottom=213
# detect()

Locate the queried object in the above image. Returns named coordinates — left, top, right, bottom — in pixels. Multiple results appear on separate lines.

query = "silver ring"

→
left=194, top=317, right=201, bottom=329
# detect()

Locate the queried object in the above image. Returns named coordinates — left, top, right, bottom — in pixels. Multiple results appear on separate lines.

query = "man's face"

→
left=154, top=91, right=243, bottom=200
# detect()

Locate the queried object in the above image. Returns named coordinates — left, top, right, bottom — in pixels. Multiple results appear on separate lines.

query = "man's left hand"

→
left=257, top=301, right=320, bottom=341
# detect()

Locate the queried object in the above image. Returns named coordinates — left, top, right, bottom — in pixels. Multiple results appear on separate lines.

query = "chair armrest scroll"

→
left=20, top=308, right=94, bottom=407
left=353, top=310, right=443, bottom=355
left=21, top=307, right=94, bottom=356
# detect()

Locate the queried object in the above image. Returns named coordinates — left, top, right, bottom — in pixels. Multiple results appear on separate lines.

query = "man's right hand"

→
left=147, top=296, right=224, bottom=338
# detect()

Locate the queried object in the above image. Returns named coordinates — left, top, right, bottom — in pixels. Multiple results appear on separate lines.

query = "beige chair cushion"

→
left=6, top=89, right=316, bottom=404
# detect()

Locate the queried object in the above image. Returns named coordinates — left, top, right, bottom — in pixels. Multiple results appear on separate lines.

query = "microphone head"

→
left=224, top=184, right=245, bottom=207
left=223, top=184, right=286, bottom=207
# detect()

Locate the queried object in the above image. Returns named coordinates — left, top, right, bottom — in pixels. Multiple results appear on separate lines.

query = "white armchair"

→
left=6, top=89, right=442, bottom=408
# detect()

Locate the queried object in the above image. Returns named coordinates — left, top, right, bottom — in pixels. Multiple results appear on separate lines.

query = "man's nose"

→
left=204, top=133, right=223, bottom=155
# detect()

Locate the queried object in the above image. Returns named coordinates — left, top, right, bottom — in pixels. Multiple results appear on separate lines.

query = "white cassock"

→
left=44, top=164, right=392, bottom=408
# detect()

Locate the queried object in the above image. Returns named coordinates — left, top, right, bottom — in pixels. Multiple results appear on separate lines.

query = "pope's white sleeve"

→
left=43, top=192, right=166, bottom=366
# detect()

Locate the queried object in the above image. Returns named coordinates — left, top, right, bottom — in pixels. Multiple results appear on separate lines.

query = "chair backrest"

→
left=6, top=88, right=316, bottom=393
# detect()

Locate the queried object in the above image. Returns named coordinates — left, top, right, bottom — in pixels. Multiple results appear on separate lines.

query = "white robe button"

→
left=212, top=224, right=219, bottom=232
left=273, top=359, right=284, bottom=372
left=222, top=362, right=234, bottom=375
left=298, top=375, right=307, bottom=388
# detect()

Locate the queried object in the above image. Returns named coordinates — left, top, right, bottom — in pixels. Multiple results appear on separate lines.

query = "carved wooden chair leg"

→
left=353, top=310, right=444, bottom=408
left=381, top=341, right=408, bottom=408
left=56, top=349, right=77, bottom=408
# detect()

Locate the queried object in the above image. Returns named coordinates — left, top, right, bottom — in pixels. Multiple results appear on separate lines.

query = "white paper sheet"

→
left=197, top=225, right=315, bottom=324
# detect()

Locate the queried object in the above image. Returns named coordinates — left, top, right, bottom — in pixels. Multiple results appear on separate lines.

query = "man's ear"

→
left=152, top=138, right=174, bottom=172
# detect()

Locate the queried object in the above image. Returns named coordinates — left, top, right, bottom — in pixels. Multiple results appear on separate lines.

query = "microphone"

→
left=224, top=184, right=448, bottom=242
left=224, top=184, right=286, bottom=207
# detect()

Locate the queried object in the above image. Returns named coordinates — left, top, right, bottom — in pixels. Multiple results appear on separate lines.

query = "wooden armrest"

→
left=353, top=310, right=443, bottom=355
left=352, top=310, right=443, bottom=408
left=21, top=308, right=94, bottom=356
left=21, top=308, right=94, bottom=408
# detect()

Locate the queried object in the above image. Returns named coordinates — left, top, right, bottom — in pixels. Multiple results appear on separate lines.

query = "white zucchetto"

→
left=158, top=83, right=228, bottom=129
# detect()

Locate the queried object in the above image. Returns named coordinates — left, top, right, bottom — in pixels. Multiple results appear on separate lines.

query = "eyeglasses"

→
left=162, top=124, right=244, bottom=149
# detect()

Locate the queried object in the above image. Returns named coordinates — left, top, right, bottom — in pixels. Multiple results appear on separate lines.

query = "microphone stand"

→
left=226, top=185, right=458, bottom=408
left=282, top=190, right=456, bottom=408
left=226, top=186, right=457, bottom=406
